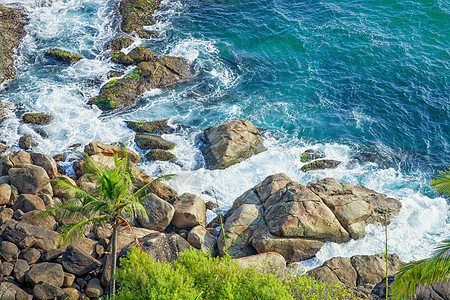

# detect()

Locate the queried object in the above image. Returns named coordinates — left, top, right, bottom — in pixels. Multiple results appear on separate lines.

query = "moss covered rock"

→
left=301, top=159, right=341, bottom=172
left=145, top=149, right=175, bottom=161
left=126, top=120, right=174, bottom=135
left=111, top=51, right=134, bottom=66
left=135, top=134, right=175, bottom=150
left=128, top=47, right=158, bottom=64
left=109, top=36, right=134, bottom=51
left=22, top=113, right=53, bottom=125
left=107, top=70, right=125, bottom=78
left=119, top=0, right=161, bottom=38
left=300, top=149, right=325, bottom=163
left=45, top=49, right=83, bottom=64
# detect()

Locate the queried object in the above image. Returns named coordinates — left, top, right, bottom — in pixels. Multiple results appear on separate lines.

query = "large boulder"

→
left=8, top=165, right=53, bottom=196
left=2, top=222, right=59, bottom=250
left=0, top=241, right=19, bottom=262
left=0, top=281, right=28, bottom=300
left=33, top=282, right=69, bottom=300
left=172, top=193, right=206, bottom=229
left=30, top=153, right=58, bottom=179
left=0, top=183, right=11, bottom=205
left=128, top=47, right=158, bottom=64
left=187, top=225, right=216, bottom=253
left=26, top=262, right=64, bottom=287
left=45, top=48, right=83, bottom=64
left=13, top=194, right=46, bottom=213
left=0, top=151, right=32, bottom=176
left=22, top=113, right=53, bottom=125
left=200, top=119, right=266, bottom=170
left=234, top=252, right=286, bottom=277
left=84, top=141, right=141, bottom=163
left=119, top=0, right=161, bottom=38
left=60, top=245, right=101, bottom=276
left=85, top=278, right=103, bottom=298
left=137, top=193, right=174, bottom=231
left=135, top=134, right=175, bottom=150
left=0, top=4, right=27, bottom=85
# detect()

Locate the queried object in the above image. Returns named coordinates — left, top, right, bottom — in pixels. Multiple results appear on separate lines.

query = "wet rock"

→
left=84, top=141, right=141, bottom=163
left=300, top=149, right=325, bottom=163
left=187, top=225, right=216, bottom=252
left=128, top=46, right=158, bottom=64
left=109, top=36, right=134, bottom=51
left=22, top=113, right=53, bottom=125
left=45, top=48, right=83, bottom=64
left=145, top=149, right=176, bottom=161
left=0, top=4, right=27, bottom=85
left=137, top=193, right=174, bottom=231
left=13, top=194, right=46, bottom=213
left=301, top=159, right=341, bottom=172
left=26, top=262, right=64, bottom=287
left=234, top=252, right=286, bottom=277
left=172, top=193, right=206, bottom=229
left=60, top=245, right=101, bottom=276
left=8, top=164, right=53, bottom=196
left=31, top=153, right=58, bottom=179
left=0, top=183, right=11, bottom=205
left=107, top=70, right=125, bottom=78
left=111, top=51, right=134, bottom=65
left=19, top=134, right=37, bottom=150
left=53, top=154, right=65, bottom=162
left=0, top=241, right=19, bottom=262
left=200, top=119, right=266, bottom=170
left=135, top=134, right=175, bottom=150
left=119, top=0, right=161, bottom=38
left=33, top=282, right=69, bottom=300
left=126, top=119, right=174, bottom=135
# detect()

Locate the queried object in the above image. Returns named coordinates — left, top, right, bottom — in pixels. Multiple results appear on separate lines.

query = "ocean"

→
left=1, top=0, right=448, bottom=270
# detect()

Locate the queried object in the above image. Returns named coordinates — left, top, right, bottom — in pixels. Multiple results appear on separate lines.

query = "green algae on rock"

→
left=145, top=149, right=176, bottom=161
left=300, top=149, right=325, bottom=163
left=0, top=5, right=27, bottom=86
left=22, top=113, right=53, bottom=125
left=119, top=0, right=161, bottom=38
left=126, top=120, right=174, bottom=135
left=128, top=47, right=158, bottom=64
left=45, top=49, right=83, bottom=64
left=135, top=134, right=175, bottom=150
left=111, top=51, right=134, bottom=66
left=301, top=159, right=341, bottom=172
left=109, top=36, right=134, bottom=51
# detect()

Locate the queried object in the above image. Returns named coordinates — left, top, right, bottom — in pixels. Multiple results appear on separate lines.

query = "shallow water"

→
left=1, top=0, right=448, bottom=269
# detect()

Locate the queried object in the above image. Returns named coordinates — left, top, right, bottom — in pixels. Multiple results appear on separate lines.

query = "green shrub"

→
left=115, top=248, right=356, bottom=300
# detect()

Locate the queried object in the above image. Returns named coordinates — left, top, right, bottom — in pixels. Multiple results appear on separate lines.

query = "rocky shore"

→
left=0, top=1, right=446, bottom=300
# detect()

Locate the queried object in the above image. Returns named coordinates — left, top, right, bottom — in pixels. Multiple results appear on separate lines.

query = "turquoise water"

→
left=0, top=0, right=448, bottom=268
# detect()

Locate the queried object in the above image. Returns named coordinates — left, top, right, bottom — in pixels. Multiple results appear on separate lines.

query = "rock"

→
left=13, top=259, right=29, bottom=283
left=0, top=262, right=13, bottom=277
left=84, top=141, right=141, bottom=163
left=19, top=247, right=41, bottom=265
left=128, top=47, right=158, bottom=64
left=307, top=178, right=402, bottom=239
left=70, top=238, right=97, bottom=257
left=18, top=210, right=56, bottom=231
left=41, top=248, right=64, bottom=262
left=138, top=193, right=174, bottom=231
left=172, top=193, right=206, bottom=229
left=19, top=134, right=37, bottom=150
left=111, top=51, right=134, bottom=65
left=145, top=149, right=176, bottom=161
left=129, top=163, right=177, bottom=201
left=135, top=134, right=175, bottom=150
left=89, top=56, right=193, bottom=111
left=8, top=164, right=53, bottom=196
left=109, top=36, right=134, bottom=51
left=187, top=225, right=216, bottom=252
left=308, top=257, right=357, bottom=287
left=94, top=225, right=112, bottom=240
left=0, top=151, right=32, bottom=176
left=62, top=288, right=79, bottom=300
left=0, top=241, right=19, bottom=262
left=234, top=252, right=286, bottom=276
left=119, top=0, right=161, bottom=38
left=53, top=154, right=65, bottom=162
left=45, top=48, right=83, bottom=64
left=301, top=159, right=341, bottom=172
left=51, top=176, right=77, bottom=199
left=0, top=183, right=11, bottom=205
left=31, top=153, right=58, bottom=179
left=26, top=262, right=64, bottom=287
left=2, top=222, right=59, bottom=250
left=126, top=120, right=174, bottom=135
left=351, top=254, right=402, bottom=289
left=22, top=113, right=53, bottom=125
left=415, top=280, right=450, bottom=300
left=13, top=194, right=46, bottom=213
left=60, top=245, right=101, bottom=276
left=108, top=70, right=125, bottom=78
left=200, top=119, right=266, bottom=170
left=0, top=101, right=14, bottom=119
left=63, top=272, right=75, bottom=287
left=217, top=204, right=260, bottom=258
left=85, top=278, right=103, bottom=298
left=0, top=4, right=27, bottom=85
left=205, top=201, right=219, bottom=211
left=33, top=282, right=69, bottom=300
left=300, top=149, right=325, bottom=163
left=0, top=206, right=13, bottom=221
left=119, top=232, right=191, bottom=264
left=0, top=281, right=27, bottom=300
left=0, top=143, right=7, bottom=154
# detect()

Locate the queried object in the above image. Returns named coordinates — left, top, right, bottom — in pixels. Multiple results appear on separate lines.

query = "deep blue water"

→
left=0, top=0, right=448, bottom=267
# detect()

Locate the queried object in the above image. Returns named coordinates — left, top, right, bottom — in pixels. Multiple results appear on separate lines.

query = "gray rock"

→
left=0, top=281, right=28, bottom=300
left=63, top=272, right=75, bottom=288
left=19, top=135, right=37, bottom=150
left=8, top=165, right=53, bottom=196
left=301, top=159, right=341, bottom=172
left=13, top=259, right=29, bottom=283
left=135, top=134, right=175, bottom=150
left=19, top=247, right=41, bottom=265
left=85, top=278, right=103, bottom=298
left=300, top=149, right=325, bottom=163
left=0, top=241, right=19, bottom=262
left=0, top=262, right=14, bottom=277
left=60, top=245, right=101, bottom=276
left=3, top=222, right=58, bottom=250
left=13, top=194, right=46, bottom=213
left=26, top=262, right=64, bottom=287
left=33, top=282, right=69, bottom=300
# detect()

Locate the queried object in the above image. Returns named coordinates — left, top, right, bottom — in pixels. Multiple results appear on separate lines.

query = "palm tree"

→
left=36, top=153, right=174, bottom=298
left=390, top=169, right=450, bottom=300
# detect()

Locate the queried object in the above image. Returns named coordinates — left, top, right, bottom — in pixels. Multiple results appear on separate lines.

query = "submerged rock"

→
left=18, top=134, right=37, bottom=150
left=22, top=113, right=53, bottom=125
left=0, top=4, right=27, bottom=86
left=200, top=119, right=266, bottom=170
left=119, top=0, right=161, bottom=38
left=145, top=149, right=176, bottom=161
left=89, top=56, right=193, bottom=110
left=301, top=159, right=341, bottom=172
left=45, top=48, right=83, bottom=64
left=126, top=120, right=175, bottom=135
left=135, top=134, right=175, bottom=150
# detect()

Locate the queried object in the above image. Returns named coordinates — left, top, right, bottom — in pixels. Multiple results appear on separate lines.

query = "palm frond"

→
left=133, top=173, right=177, bottom=198
left=429, top=169, right=450, bottom=197
left=58, top=214, right=109, bottom=246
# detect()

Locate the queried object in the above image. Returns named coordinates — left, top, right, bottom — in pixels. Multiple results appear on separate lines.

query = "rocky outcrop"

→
left=145, top=149, right=176, bottom=161
left=45, top=48, right=83, bottom=64
left=301, top=159, right=341, bottom=172
left=300, top=149, right=325, bottom=163
left=109, top=36, right=134, bottom=51
left=172, top=193, right=206, bottom=229
left=89, top=55, right=193, bottom=111
left=83, top=141, right=141, bottom=163
left=126, top=119, right=175, bottom=135
left=234, top=252, right=286, bottom=277
left=200, top=119, right=266, bottom=170
left=0, top=4, right=26, bottom=86
left=218, top=174, right=401, bottom=262
left=22, top=113, right=53, bottom=125
left=137, top=193, right=174, bottom=231
left=119, top=0, right=161, bottom=38
left=135, top=134, right=175, bottom=150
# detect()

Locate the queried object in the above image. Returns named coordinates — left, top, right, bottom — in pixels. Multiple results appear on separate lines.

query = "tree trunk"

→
left=110, top=222, right=118, bottom=298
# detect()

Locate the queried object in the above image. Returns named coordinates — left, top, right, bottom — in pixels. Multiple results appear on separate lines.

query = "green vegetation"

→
left=45, top=48, right=83, bottom=64
left=390, top=169, right=450, bottom=299
left=115, top=248, right=356, bottom=300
